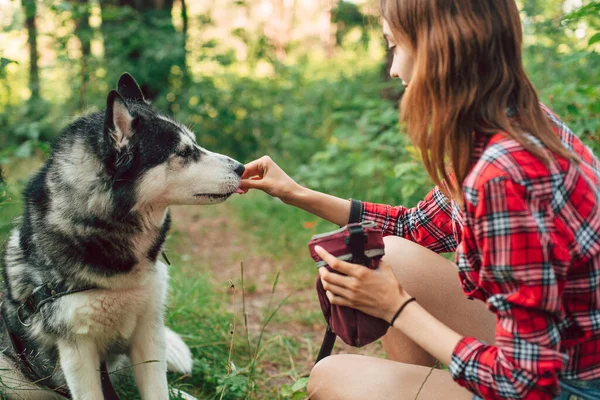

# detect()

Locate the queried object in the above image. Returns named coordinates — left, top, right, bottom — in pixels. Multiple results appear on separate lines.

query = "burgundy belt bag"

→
left=308, top=221, right=390, bottom=363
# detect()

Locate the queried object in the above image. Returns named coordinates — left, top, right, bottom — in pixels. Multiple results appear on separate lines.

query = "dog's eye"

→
left=176, top=148, right=191, bottom=158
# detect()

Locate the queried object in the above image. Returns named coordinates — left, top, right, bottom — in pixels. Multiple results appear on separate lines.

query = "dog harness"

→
left=0, top=281, right=120, bottom=399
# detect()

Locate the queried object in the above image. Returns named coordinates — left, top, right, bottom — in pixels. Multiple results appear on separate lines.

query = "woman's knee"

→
left=382, top=236, right=455, bottom=274
left=308, top=356, right=342, bottom=400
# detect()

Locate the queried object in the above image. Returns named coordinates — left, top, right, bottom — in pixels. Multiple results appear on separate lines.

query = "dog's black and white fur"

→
left=0, top=73, right=244, bottom=399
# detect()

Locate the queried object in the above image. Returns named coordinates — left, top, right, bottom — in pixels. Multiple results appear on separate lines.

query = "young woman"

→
left=239, top=0, right=600, bottom=398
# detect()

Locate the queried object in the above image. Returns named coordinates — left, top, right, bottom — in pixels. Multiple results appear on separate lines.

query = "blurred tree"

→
left=99, top=0, right=186, bottom=100
left=320, top=0, right=337, bottom=57
left=271, top=0, right=295, bottom=59
left=332, top=1, right=369, bottom=47
left=22, top=0, right=39, bottom=102
left=73, top=0, right=92, bottom=109
left=180, top=0, right=188, bottom=76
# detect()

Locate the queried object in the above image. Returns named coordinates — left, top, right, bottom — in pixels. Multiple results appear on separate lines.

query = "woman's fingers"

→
left=326, top=290, right=353, bottom=307
left=322, top=280, right=354, bottom=300
left=239, top=178, right=267, bottom=191
left=241, top=160, right=264, bottom=180
left=319, top=267, right=355, bottom=290
left=241, top=155, right=272, bottom=179
left=320, top=270, right=355, bottom=298
left=314, top=246, right=362, bottom=277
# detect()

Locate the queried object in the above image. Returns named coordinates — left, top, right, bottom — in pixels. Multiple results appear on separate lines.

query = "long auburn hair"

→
left=380, top=0, right=575, bottom=201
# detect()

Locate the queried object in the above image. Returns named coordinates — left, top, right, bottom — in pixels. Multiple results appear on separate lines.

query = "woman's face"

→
left=383, top=19, right=414, bottom=87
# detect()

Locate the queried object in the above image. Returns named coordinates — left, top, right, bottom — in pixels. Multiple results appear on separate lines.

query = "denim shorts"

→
left=472, top=378, right=600, bottom=400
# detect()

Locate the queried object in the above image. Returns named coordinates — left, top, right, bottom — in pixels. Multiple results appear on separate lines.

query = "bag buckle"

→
left=345, top=225, right=368, bottom=266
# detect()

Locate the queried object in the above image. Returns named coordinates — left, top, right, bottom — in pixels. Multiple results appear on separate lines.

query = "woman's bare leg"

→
left=308, top=354, right=472, bottom=400
left=380, top=236, right=495, bottom=366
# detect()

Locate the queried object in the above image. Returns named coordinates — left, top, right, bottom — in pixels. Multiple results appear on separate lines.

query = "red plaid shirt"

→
left=358, top=104, right=600, bottom=399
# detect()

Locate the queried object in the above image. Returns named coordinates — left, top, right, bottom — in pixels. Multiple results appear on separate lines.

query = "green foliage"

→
left=0, top=0, right=599, bottom=398
left=333, top=1, right=371, bottom=48
left=101, top=5, right=186, bottom=99
left=520, top=0, right=600, bottom=153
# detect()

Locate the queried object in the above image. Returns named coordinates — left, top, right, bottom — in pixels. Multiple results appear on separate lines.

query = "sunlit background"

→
left=0, top=1, right=599, bottom=399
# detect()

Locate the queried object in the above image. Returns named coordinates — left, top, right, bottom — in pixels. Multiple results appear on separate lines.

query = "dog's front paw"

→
left=165, top=327, right=193, bottom=374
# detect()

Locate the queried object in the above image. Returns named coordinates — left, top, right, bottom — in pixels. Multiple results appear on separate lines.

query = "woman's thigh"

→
left=308, top=354, right=472, bottom=400
left=380, top=236, right=495, bottom=366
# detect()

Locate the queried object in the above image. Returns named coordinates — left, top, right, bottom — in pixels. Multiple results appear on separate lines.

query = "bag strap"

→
left=346, top=225, right=368, bottom=266
left=316, top=203, right=366, bottom=365
left=315, top=325, right=337, bottom=365
left=101, top=361, right=121, bottom=400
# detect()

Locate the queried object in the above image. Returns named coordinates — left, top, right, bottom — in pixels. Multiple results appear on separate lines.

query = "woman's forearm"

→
left=392, top=299, right=463, bottom=366
left=284, top=185, right=352, bottom=227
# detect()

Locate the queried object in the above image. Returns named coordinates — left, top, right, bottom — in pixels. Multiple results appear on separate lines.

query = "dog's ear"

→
left=105, top=90, right=134, bottom=149
left=117, top=72, right=145, bottom=102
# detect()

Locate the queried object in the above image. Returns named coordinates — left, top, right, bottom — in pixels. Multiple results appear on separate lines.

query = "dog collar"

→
left=17, top=282, right=97, bottom=327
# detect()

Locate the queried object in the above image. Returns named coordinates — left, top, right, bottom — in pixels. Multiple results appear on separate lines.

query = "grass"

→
left=227, top=193, right=338, bottom=291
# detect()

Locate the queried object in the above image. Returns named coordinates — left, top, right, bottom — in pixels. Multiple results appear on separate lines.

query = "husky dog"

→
left=0, top=73, right=245, bottom=399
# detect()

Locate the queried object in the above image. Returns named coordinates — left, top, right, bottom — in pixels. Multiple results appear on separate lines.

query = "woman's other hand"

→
left=315, top=245, right=410, bottom=323
left=239, top=156, right=300, bottom=203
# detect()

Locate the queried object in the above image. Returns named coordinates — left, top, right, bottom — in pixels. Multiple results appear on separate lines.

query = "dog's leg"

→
left=130, top=319, right=169, bottom=400
left=57, top=339, right=103, bottom=400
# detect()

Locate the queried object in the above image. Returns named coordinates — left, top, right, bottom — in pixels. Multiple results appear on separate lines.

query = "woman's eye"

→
left=388, top=44, right=396, bottom=51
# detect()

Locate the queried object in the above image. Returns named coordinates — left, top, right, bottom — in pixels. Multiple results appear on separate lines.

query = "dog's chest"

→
left=52, top=262, right=168, bottom=346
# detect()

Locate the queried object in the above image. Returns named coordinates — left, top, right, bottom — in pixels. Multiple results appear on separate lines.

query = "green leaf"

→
left=566, top=104, right=580, bottom=116
left=14, top=141, right=33, bottom=159
left=280, top=384, right=294, bottom=397
left=589, top=33, right=600, bottom=46
left=291, top=377, right=309, bottom=392
left=394, top=162, right=417, bottom=177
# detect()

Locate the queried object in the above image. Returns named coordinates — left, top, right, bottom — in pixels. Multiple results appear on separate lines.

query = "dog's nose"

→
left=234, top=163, right=245, bottom=177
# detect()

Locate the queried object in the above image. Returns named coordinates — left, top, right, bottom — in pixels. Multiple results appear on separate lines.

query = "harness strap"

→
left=18, top=282, right=97, bottom=326
left=0, top=306, right=72, bottom=398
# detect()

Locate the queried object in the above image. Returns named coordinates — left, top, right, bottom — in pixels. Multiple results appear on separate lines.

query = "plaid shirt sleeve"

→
left=449, top=176, right=567, bottom=399
left=359, top=186, right=462, bottom=253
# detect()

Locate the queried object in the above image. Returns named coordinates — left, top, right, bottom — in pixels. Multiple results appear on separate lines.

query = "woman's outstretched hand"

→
left=239, top=156, right=352, bottom=226
left=239, top=156, right=301, bottom=203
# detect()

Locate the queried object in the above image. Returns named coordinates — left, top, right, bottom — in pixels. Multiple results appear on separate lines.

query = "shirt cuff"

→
left=448, top=336, right=485, bottom=383
left=347, top=198, right=363, bottom=225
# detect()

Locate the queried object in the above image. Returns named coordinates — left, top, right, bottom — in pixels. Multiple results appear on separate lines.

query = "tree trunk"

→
left=271, top=0, right=295, bottom=60
left=320, top=0, right=337, bottom=58
left=22, top=0, right=39, bottom=102
left=180, top=0, right=188, bottom=81
left=73, top=0, right=92, bottom=110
